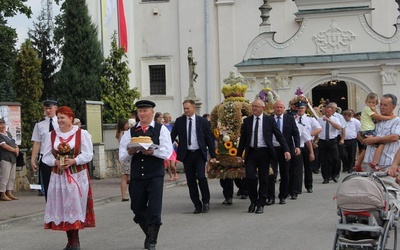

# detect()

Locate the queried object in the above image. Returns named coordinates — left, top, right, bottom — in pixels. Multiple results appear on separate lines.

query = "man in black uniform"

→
left=119, top=100, right=173, bottom=250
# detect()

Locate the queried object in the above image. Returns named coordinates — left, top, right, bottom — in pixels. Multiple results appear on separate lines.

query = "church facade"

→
left=87, top=0, right=400, bottom=118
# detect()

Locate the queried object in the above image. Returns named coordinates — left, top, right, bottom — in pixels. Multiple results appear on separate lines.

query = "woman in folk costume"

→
left=41, top=106, right=95, bottom=250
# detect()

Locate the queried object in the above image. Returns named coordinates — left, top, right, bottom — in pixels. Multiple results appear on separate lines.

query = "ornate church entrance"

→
left=312, top=81, right=348, bottom=111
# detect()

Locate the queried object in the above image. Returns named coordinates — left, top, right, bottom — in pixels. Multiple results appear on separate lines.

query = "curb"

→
left=0, top=179, right=187, bottom=231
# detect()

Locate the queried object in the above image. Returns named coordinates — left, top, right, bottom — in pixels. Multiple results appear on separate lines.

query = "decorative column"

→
left=259, top=0, right=272, bottom=33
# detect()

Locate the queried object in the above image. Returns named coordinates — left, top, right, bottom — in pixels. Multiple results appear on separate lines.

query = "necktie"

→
left=299, top=116, right=303, bottom=125
left=325, top=120, right=330, bottom=140
left=254, top=117, right=259, bottom=148
left=49, top=118, right=54, bottom=132
left=276, top=116, right=281, bottom=131
left=188, top=118, right=192, bottom=146
left=142, top=126, right=148, bottom=133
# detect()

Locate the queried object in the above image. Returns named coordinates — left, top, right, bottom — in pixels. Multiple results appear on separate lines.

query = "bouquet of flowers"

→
left=57, top=142, right=71, bottom=166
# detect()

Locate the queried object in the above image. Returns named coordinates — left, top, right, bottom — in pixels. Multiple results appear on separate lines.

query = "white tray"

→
left=127, top=143, right=159, bottom=150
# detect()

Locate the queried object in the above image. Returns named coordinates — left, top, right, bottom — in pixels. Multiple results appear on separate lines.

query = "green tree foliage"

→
left=53, top=0, right=103, bottom=123
left=28, top=6, right=59, bottom=100
left=0, top=0, right=32, bottom=102
left=13, top=40, right=43, bottom=151
left=0, top=0, right=31, bottom=19
left=101, top=32, right=140, bottom=123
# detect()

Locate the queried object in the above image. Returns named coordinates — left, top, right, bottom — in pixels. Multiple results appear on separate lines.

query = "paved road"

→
left=1, top=175, right=355, bottom=250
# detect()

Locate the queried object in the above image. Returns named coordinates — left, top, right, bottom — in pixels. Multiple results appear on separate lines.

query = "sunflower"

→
left=215, top=148, right=220, bottom=155
left=213, top=129, right=220, bottom=139
left=224, top=141, right=233, bottom=149
left=229, top=148, right=237, bottom=156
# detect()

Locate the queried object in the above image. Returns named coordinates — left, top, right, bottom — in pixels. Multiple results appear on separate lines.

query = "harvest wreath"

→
left=208, top=71, right=251, bottom=179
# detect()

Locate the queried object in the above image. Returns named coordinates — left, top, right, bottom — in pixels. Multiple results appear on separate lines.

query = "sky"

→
left=7, top=0, right=61, bottom=46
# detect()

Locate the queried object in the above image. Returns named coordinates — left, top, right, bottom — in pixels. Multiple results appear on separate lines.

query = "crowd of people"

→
left=1, top=92, right=399, bottom=250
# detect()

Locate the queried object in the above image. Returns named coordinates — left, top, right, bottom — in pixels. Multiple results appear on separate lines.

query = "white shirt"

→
left=317, top=115, right=341, bottom=140
left=364, top=117, right=400, bottom=167
left=119, top=121, right=173, bottom=163
left=344, top=118, right=361, bottom=140
left=252, top=113, right=266, bottom=148
left=31, top=116, right=59, bottom=154
left=187, top=115, right=200, bottom=150
left=333, top=112, right=347, bottom=136
left=42, top=126, right=93, bottom=166
left=296, top=121, right=312, bottom=148
left=296, top=115, right=321, bottom=140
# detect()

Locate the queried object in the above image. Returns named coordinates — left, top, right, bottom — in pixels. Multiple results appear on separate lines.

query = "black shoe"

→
left=332, top=176, right=339, bottom=183
left=290, top=195, right=297, bottom=200
left=248, top=203, right=256, bottom=213
left=236, top=190, right=242, bottom=196
left=313, top=170, right=319, bottom=174
left=222, top=198, right=233, bottom=205
left=266, top=199, right=275, bottom=206
left=323, top=179, right=329, bottom=184
left=347, top=170, right=353, bottom=173
left=307, top=188, right=313, bottom=193
left=193, top=207, right=202, bottom=214
left=240, top=194, right=248, bottom=199
left=38, top=191, right=44, bottom=196
left=255, top=205, right=264, bottom=214
left=279, top=199, right=286, bottom=204
left=202, top=203, right=210, bottom=213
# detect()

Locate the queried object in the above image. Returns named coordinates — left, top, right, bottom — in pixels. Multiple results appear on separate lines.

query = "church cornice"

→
left=236, top=51, right=400, bottom=67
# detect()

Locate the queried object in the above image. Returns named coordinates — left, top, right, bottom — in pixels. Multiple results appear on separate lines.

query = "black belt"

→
left=187, top=149, right=200, bottom=153
left=249, top=147, right=267, bottom=151
left=344, top=139, right=356, bottom=141
left=321, top=139, right=336, bottom=142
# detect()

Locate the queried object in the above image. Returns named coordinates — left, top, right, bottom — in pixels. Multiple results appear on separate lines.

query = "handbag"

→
left=16, top=151, right=25, bottom=167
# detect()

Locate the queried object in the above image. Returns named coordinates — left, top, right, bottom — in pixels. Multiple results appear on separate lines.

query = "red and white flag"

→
left=118, top=0, right=128, bottom=52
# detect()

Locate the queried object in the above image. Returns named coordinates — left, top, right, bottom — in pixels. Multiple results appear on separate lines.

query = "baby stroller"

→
left=333, top=172, right=400, bottom=250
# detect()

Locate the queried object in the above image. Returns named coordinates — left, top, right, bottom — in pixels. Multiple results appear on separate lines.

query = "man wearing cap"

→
left=119, top=100, right=173, bottom=250
left=31, top=100, right=58, bottom=199
left=294, top=101, right=321, bottom=193
left=171, top=99, right=217, bottom=214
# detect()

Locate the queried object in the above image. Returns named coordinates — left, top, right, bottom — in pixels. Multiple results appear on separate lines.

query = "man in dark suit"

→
left=267, top=100, right=300, bottom=205
left=237, top=99, right=291, bottom=214
left=171, top=99, right=217, bottom=214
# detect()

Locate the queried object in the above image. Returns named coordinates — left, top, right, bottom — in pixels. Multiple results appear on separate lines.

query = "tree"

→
left=13, top=40, right=43, bottom=151
left=53, top=0, right=103, bottom=123
left=101, top=32, right=140, bottom=123
left=0, top=0, right=32, bottom=101
left=28, top=5, right=59, bottom=100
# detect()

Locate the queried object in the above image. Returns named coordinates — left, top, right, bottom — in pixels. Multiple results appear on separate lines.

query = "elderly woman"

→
left=41, top=106, right=95, bottom=250
left=0, top=118, right=19, bottom=201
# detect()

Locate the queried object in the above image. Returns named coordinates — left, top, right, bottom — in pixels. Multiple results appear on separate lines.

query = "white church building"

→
left=87, top=0, right=400, bottom=118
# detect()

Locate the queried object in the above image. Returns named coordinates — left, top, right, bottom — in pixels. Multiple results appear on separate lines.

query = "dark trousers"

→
left=39, top=159, right=52, bottom=201
left=337, top=135, right=345, bottom=174
left=183, top=150, right=210, bottom=209
left=129, top=177, right=164, bottom=225
left=245, top=148, right=271, bottom=206
left=301, top=147, right=313, bottom=190
left=310, top=146, right=320, bottom=172
left=220, top=178, right=247, bottom=199
left=342, top=139, right=357, bottom=172
left=289, top=154, right=303, bottom=196
left=268, top=147, right=290, bottom=200
left=318, top=139, right=339, bottom=181
left=220, top=179, right=234, bottom=199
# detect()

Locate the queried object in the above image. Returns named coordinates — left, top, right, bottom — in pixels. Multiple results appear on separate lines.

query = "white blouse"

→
left=42, top=126, right=93, bottom=166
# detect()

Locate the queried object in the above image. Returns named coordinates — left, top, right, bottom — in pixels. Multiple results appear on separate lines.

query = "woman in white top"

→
left=41, top=106, right=95, bottom=250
